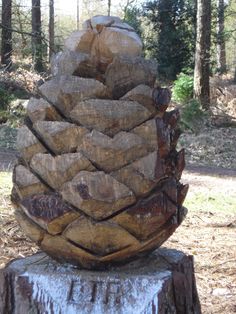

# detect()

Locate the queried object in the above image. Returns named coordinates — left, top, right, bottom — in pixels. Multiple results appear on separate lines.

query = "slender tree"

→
left=14, top=2, right=28, bottom=58
left=49, top=0, right=55, bottom=59
left=1, top=0, right=12, bottom=68
left=108, top=0, right=111, bottom=16
left=77, top=0, right=80, bottom=29
left=194, top=0, right=211, bottom=110
left=32, top=0, right=43, bottom=72
left=216, top=0, right=227, bottom=73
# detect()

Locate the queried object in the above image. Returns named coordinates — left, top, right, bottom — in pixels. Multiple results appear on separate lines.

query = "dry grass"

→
left=178, top=126, right=236, bottom=169
left=166, top=170, right=236, bottom=314
left=167, top=211, right=236, bottom=314
left=0, top=63, right=44, bottom=94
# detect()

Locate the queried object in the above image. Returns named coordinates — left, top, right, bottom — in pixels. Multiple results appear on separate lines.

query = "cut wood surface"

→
left=65, top=29, right=95, bottom=53
left=14, top=210, right=46, bottom=244
left=39, top=75, right=109, bottom=115
left=121, top=84, right=157, bottom=113
left=53, top=15, right=143, bottom=78
left=84, top=15, right=122, bottom=30
left=40, top=233, right=97, bottom=267
left=61, top=171, right=136, bottom=220
left=70, top=99, right=152, bottom=136
left=13, top=164, right=49, bottom=199
left=0, top=249, right=201, bottom=314
left=90, top=26, right=142, bottom=70
left=78, top=130, right=151, bottom=172
left=19, top=193, right=80, bottom=235
left=112, top=188, right=177, bottom=241
left=30, top=152, right=94, bottom=189
left=33, top=121, right=88, bottom=154
left=63, top=216, right=139, bottom=256
left=132, top=119, right=158, bottom=150
left=51, top=50, right=90, bottom=76
left=26, top=97, right=62, bottom=123
left=17, top=126, right=46, bottom=162
left=105, top=56, right=157, bottom=99
left=111, top=152, right=166, bottom=197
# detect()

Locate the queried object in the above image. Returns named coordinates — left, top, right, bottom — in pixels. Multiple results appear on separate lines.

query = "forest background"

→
left=0, top=0, right=236, bottom=118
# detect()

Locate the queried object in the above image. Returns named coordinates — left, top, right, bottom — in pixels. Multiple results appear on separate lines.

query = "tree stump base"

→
left=0, top=248, right=201, bottom=314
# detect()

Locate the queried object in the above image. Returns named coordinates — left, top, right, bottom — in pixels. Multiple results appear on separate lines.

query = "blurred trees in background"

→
left=193, top=0, right=211, bottom=109
left=1, top=0, right=12, bottom=68
left=0, top=0, right=235, bottom=106
left=31, top=0, right=43, bottom=72
left=216, top=0, right=226, bottom=73
left=49, top=0, right=54, bottom=58
left=142, top=0, right=196, bottom=80
left=225, top=0, right=236, bottom=81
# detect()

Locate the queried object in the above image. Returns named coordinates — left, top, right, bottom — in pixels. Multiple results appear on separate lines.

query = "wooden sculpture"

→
left=12, top=15, right=188, bottom=269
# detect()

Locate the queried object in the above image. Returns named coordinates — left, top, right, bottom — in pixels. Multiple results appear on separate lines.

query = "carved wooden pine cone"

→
left=12, top=16, right=188, bottom=269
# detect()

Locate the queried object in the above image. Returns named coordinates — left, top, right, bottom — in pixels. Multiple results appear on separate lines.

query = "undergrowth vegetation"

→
left=172, top=73, right=194, bottom=103
left=185, top=191, right=236, bottom=214
left=172, top=73, right=206, bottom=133
left=0, top=88, right=16, bottom=111
left=180, top=99, right=206, bottom=133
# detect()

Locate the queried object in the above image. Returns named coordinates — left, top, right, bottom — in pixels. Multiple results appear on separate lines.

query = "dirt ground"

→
left=0, top=151, right=235, bottom=313
left=167, top=170, right=236, bottom=314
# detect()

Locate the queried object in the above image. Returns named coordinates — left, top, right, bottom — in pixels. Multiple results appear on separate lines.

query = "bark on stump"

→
left=0, top=248, right=201, bottom=314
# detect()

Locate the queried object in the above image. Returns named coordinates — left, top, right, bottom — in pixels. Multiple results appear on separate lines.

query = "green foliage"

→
left=172, top=72, right=205, bottom=132
left=224, top=0, right=236, bottom=72
left=181, top=99, right=203, bottom=123
left=0, top=93, right=26, bottom=127
left=0, top=125, right=17, bottom=150
left=7, top=99, right=26, bottom=127
left=185, top=191, right=236, bottom=214
left=54, top=16, right=77, bottom=52
left=172, top=73, right=193, bottom=103
left=180, top=99, right=206, bottom=133
left=123, top=7, right=142, bottom=38
left=141, top=0, right=196, bottom=80
left=0, top=88, right=15, bottom=110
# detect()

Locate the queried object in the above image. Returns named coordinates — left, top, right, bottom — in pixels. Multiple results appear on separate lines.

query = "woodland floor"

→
left=0, top=125, right=235, bottom=314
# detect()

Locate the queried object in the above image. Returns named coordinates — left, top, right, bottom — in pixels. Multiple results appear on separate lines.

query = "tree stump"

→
left=0, top=248, right=201, bottom=314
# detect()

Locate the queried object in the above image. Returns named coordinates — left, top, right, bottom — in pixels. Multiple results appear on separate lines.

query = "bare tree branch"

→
left=0, top=23, right=55, bottom=52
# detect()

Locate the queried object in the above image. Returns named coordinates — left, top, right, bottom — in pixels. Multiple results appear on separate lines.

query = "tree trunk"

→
left=49, top=0, right=54, bottom=59
left=1, top=0, right=12, bottom=69
left=216, top=0, right=227, bottom=73
left=108, top=0, right=111, bottom=16
left=194, top=0, right=211, bottom=110
left=77, top=0, right=80, bottom=29
left=14, top=2, right=28, bottom=58
left=32, top=0, right=43, bottom=72
left=0, top=250, right=201, bottom=314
